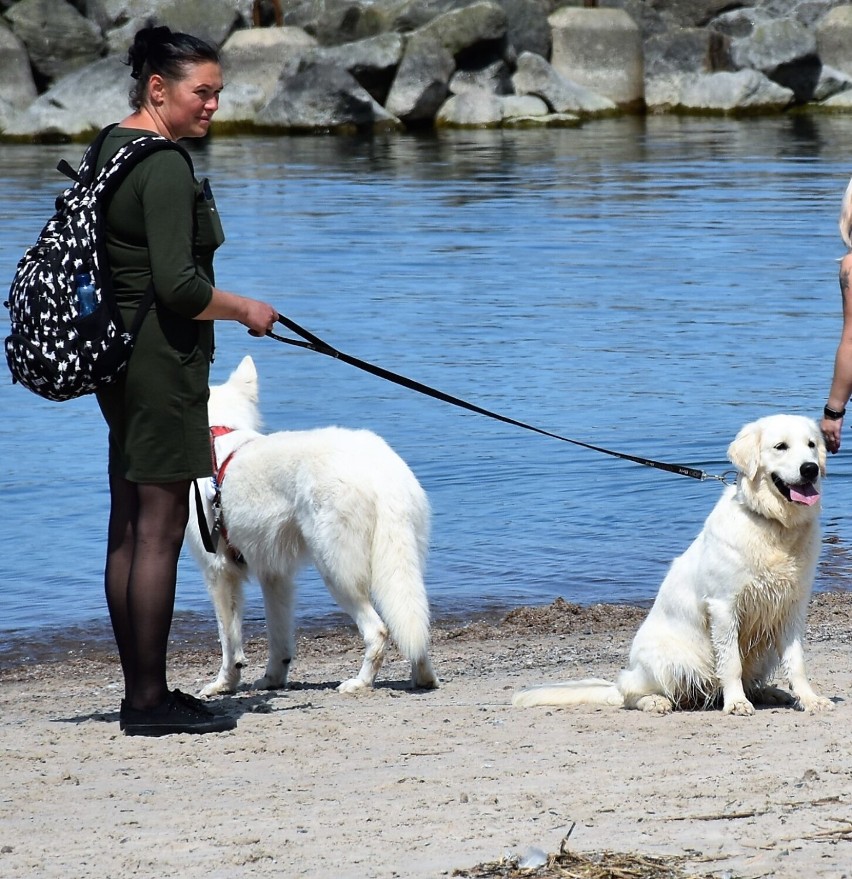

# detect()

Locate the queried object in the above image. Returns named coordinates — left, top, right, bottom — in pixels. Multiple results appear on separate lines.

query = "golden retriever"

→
left=513, top=414, right=833, bottom=716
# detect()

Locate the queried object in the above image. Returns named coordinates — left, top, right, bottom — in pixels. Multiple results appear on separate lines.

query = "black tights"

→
left=104, top=475, right=190, bottom=710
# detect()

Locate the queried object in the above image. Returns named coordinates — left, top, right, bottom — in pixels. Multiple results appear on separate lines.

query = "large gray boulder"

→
left=256, top=61, right=401, bottom=132
left=5, top=0, right=105, bottom=87
left=644, top=27, right=732, bottom=76
left=384, top=34, right=455, bottom=123
left=449, top=59, right=513, bottom=95
left=672, top=70, right=794, bottom=115
left=101, top=0, right=242, bottom=54
left=0, top=23, right=38, bottom=111
left=812, top=64, right=852, bottom=103
left=3, top=55, right=130, bottom=139
left=380, top=1, right=509, bottom=124
left=499, top=0, right=551, bottom=58
left=414, top=0, right=508, bottom=60
left=435, top=88, right=503, bottom=126
left=499, top=93, right=548, bottom=118
left=709, top=8, right=773, bottom=40
left=303, top=32, right=405, bottom=103
left=816, top=4, right=852, bottom=80
left=548, top=7, right=644, bottom=109
left=731, top=18, right=820, bottom=102
left=217, top=27, right=317, bottom=123
left=380, top=0, right=476, bottom=34
left=599, top=0, right=668, bottom=40
left=0, top=96, right=18, bottom=132
left=649, top=0, right=738, bottom=29
left=512, top=51, right=617, bottom=116
left=277, top=0, right=381, bottom=45
left=435, top=88, right=574, bottom=128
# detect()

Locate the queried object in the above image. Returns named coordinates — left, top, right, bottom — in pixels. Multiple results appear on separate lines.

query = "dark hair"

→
left=126, top=26, right=220, bottom=110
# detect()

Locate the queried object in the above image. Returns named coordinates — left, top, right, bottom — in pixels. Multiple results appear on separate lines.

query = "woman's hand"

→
left=821, top=415, right=843, bottom=454
left=240, top=299, right=278, bottom=337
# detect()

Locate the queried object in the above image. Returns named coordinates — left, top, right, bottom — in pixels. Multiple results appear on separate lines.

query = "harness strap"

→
left=210, top=425, right=240, bottom=486
left=193, top=480, right=217, bottom=554
left=194, top=426, right=252, bottom=558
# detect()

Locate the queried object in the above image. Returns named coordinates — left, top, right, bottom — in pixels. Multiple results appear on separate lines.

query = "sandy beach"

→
left=2, top=591, right=851, bottom=879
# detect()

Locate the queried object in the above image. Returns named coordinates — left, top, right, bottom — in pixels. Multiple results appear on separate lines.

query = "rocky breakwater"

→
left=4, top=0, right=852, bottom=140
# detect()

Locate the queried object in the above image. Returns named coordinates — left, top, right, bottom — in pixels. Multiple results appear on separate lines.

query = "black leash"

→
left=267, top=314, right=735, bottom=485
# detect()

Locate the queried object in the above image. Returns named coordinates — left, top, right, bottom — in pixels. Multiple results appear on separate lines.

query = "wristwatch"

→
left=824, top=405, right=846, bottom=420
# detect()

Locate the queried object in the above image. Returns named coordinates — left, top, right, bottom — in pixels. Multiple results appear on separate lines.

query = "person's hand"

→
left=242, top=299, right=278, bottom=337
left=821, top=416, right=843, bottom=454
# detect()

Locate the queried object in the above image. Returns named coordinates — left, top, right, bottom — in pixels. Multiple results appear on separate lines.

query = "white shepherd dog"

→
left=514, top=414, right=833, bottom=716
left=186, top=355, right=439, bottom=696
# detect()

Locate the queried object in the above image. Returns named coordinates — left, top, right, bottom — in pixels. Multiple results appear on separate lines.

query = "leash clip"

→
left=702, top=469, right=737, bottom=486
left=209, top=487, right=223, bottom=551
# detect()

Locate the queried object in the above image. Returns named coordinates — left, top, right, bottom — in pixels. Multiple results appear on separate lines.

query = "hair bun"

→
left=128, top=25, right=173, bottom=79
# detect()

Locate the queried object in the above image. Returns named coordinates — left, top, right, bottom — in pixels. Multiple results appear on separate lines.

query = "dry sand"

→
left=2, top=592, right=852, bottom=879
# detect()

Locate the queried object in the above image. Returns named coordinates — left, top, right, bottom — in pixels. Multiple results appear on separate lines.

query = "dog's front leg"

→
left=200, top=561, right=248, bottom=697
left=780, top=616, right=834, bottom=712
left=706, top=598, right=753, bottom=716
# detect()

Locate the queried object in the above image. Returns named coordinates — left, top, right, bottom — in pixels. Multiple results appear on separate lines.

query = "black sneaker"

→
left=122, top=691, right=236, bottom=737
left=171, top=689, right=218, bottom=715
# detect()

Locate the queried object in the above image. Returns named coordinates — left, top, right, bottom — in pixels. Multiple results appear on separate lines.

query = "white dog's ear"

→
left=230, top=355, right=259, bottom=403
left=727, top=422, right=761, bottom=479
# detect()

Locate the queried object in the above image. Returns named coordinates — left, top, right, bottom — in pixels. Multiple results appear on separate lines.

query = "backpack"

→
left=3, top=123, right=193, bottom=402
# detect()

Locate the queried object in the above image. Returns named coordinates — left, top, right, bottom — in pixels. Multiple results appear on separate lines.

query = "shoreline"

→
left=2, top=580, right=846, bottom=672
left=1, top=591, right=851, bottom=878
left=0, top=592, right=658, bottom=672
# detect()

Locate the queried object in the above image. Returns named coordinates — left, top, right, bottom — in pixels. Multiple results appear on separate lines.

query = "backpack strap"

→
left=56, top=128, right=197, bottom=341
left=90, top=134, right=196, bottom=337
left=57, top=123, right=119, bottom=185
left=92, top=132, right=195, bottom=202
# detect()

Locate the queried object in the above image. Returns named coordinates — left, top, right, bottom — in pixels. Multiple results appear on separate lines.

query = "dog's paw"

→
left=199, top=678, right=237, bottom=698
left=799, top=695, right=834, bottom=713
left=338, top=677, right=371, bottom=694
left=723, top=699, right=755, bottom=716
left=253, top=674, right=287, bottom=691
left=635, top=694, right=673, bottom=715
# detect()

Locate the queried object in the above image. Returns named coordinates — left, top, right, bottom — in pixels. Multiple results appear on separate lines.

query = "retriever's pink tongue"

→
left=790, top=483, right=820, bottom=506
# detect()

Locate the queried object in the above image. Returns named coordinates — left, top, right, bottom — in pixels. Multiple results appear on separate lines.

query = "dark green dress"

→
left=94, top=127, right=225, bottom=483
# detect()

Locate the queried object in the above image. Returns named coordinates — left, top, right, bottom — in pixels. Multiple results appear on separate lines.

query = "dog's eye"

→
left=774, top=442, right=789, bottom=451
left=808, top=440, right=816, bottom=448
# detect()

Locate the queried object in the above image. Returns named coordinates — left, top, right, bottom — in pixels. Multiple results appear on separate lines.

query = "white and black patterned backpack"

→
left=3, top=123, right=193, bottom=402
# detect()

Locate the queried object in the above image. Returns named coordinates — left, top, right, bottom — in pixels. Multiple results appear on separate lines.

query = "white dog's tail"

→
left=369, top=487, right=433, bottom=667
left=512, top=679, right=624, bottom=708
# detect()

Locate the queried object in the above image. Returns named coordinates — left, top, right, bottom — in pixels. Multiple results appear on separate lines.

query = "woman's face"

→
left=156, top=60, right=223, bottom=140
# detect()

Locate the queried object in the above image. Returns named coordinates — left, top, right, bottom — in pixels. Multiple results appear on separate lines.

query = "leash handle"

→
left=268, top=314, right=729, bottom=484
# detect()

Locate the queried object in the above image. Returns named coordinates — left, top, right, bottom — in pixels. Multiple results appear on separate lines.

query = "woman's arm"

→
left=193, top=287, right=278, bottom=336
left=821, top=252, right=852, bottom=453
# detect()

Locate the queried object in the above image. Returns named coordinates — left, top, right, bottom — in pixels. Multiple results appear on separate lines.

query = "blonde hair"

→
left=840, top=176, right=852, bottom=248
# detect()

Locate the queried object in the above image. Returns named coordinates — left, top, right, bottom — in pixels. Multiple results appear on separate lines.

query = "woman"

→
left=96, top=26, right=278, bottom=736
left=822, top=177, right=852, bottom=454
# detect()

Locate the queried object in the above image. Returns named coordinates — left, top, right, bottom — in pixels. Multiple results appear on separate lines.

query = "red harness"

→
left=210, top=425, right=241, bottom=488
left=208, top=425, right=251, bottom=562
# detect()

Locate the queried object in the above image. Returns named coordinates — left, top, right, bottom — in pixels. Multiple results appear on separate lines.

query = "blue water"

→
left=3, top=114, right=852, bottom=659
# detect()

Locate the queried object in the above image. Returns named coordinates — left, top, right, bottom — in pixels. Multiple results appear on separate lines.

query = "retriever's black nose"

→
left=801, top=461, right=819, bottom=482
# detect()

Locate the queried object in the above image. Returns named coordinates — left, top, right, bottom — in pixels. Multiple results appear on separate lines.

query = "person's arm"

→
left=821, top=252, right=852, bottom=452
left=193, top=287, right=278, bottom=336
left=138, top=152, right=278, bottom=336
